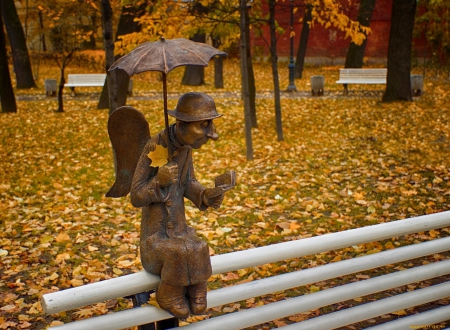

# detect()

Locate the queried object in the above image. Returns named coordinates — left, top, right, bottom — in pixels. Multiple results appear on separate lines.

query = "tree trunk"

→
left=240, top=0, right=253, bottom=160
left=382, top=0, right=417, bottom=102
left=56, top=66, right=65, bottom=112
left=181, top=33, right=206, bottom=86
left=295, top=4, right=312, bottom=79
left=0, top=5, right=17, bottom=113
left=101, top=0, right=119, bottom=115
left=213, top=38, right=224, bottom=89
left=245, top=6, right=257, bottom=128
left=269, top=0, right=283, bottom=141
left=38, top=10, right=47, bottom=52
left=97, top=4, right=144, bottom=109
left=0, top=0, right=36, bottom=89
left=344, top=0, right=377, bottom=68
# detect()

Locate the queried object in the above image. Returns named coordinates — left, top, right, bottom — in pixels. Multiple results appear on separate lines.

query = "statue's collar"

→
left=168, top=124, right=189, bottom=150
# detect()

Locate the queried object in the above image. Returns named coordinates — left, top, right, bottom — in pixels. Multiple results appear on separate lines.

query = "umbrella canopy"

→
left=109, top=37, right=227, bottom=76
left=108, top=37, right=227, bottom=163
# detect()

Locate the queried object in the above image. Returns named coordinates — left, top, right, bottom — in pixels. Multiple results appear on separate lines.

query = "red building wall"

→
left=250, top=0, right=425, bottom=65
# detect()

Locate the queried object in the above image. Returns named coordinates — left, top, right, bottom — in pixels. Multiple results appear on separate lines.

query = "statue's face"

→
left=180, top=120, right=218, bottom=149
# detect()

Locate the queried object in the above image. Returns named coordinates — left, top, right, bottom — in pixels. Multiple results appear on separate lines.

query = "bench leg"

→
left=413, top=88, right=422, bottom=97
left=127, top=291, right=179, bottom=329
left=70, top=87, right=77, bottom=96
left=343, top=84, right=348, bottom=96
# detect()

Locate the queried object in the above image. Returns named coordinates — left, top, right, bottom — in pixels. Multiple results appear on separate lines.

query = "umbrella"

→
left=109, top=37, right=227, bottom=162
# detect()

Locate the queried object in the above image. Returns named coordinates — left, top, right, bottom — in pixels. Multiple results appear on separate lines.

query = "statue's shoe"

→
left=156, top=282, right=190, bottom=319
left=187, top=282, right=208, bottom=315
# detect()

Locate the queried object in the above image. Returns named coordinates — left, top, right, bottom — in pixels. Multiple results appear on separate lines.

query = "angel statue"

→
left=106, top=92, right=235, bottom=319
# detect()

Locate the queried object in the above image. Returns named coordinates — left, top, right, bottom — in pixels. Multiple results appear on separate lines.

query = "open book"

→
left=204, top=170, right=236, bottom=199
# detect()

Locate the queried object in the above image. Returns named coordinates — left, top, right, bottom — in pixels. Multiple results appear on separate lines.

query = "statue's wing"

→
left=105, top=106, right=150, bottom=198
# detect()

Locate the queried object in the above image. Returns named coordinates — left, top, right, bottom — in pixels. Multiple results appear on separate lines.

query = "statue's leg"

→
left=156, top=281, right=190, bottom=319
left=187, top=281, right=208, bottom=315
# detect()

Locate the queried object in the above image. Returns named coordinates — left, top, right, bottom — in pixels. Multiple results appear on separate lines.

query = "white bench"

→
left=65, top=74, right=133, bottom=95
left=336, top=68, right=387, bottom=95
left=41, top=211, right=450, bottom=330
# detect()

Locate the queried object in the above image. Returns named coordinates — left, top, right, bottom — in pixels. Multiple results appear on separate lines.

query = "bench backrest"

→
left=41, top=211, right=450, bottom=330
left=339, top=68, right=387, bottom=80
left=66, top=74, right=106, bottom=85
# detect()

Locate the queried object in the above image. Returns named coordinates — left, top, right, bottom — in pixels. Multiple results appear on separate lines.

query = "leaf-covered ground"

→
left=1, top=57, right=450, bottom=329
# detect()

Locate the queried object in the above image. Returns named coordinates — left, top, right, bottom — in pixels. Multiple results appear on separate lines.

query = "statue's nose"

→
left=206, top=122, right=219, bottom=141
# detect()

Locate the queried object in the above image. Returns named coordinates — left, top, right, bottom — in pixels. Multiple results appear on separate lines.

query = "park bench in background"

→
left=336, top=68, right=387, bottom=95
left=336, top=68, right=424, bottom=96
left=41, top=211, right=450, bottom=330
left=64, top=74, right=133, bottom=96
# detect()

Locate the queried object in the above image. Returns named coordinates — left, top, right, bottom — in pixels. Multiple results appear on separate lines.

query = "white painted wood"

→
left=210, top=211, right=450, bottom=274
left=366, top=305, right=450, bottom=330
left=65, top=74, right=107, bottom=87
left=180, top=260, right=450, bottom=330
left=283, top=282, right=450, bottom=330
left=50, top=303, right=172, bottom=330
left=49, top=259, right=450, bottom=330
left=335, top=68, right=387, bottom=85
left=207, top=236, right=450, bottom=309
left=42, top=211, right=450, bottom=315
left=42, top=271, right=160, bottom=315
left=44, top=236, right=450, bottom=322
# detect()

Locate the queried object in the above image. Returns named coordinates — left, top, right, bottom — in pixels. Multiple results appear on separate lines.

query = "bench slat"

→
left=65, top=74, right=107, bottom=87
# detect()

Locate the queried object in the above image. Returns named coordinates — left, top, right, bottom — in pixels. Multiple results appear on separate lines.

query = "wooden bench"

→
left=336, top=68, right=387, bottom=95
left=65, top=74, right=133, bottom=96
left=41, top=211, right=450, bottom=330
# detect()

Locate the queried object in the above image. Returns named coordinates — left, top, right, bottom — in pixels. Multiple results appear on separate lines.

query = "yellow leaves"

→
left=309, top=285, right=321, bottom=293
left=70, top=278, right=84, bottom=287
left=391, top=309, right=407, bottom=316
left=55, top=232, right=70, bottom=243
left=148, top=144, right=168, bottom=167
left=112, top=268, right=123, bottom=275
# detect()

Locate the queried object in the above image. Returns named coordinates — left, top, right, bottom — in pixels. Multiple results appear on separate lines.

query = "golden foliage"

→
left=1, top=59, right=450, bottom=329
left=148, top=144, right=168, bottom=167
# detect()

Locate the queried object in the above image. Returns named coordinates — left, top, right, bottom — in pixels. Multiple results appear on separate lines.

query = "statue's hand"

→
left=203, top=189, right=224, bottom=209
left=156, top=162, right=178, bottom=187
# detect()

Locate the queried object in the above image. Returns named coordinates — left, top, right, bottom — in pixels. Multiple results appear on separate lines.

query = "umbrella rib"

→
left=178, top=44, right=210, bottom=65
left=132, top=48, right=154, bottom=75
left=162, top=42, right=169, bottom=74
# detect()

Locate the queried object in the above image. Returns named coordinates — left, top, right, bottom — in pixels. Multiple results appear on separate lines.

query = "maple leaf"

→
left=148, top=144, right=168, bottom=167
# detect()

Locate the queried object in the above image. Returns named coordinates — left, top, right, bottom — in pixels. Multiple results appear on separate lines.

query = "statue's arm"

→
left=184, top=160, right=208, bottom=211
left=130, top=141, right=166, bottom=207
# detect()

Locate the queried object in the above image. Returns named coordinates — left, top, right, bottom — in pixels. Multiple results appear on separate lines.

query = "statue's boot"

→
left=187, top=282, right=208, bottom=315
left=156, top=281, right=189, bottom=319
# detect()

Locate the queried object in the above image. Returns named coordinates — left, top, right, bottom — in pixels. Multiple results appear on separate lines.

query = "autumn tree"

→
left=100, top=0, right=119, bottom=115
left=0, top=0, right=36, bottom=89
left=414, top=0, right=450, bottom=75
left=0, top=4, right=17, bottom=113
left=295, top=4, right=312, bottom=79
left=344, top=0, right=377, bottom=68
left=294, top=0, right=372, bottom=78
left=39, top=0, right=100, bottom=112
left=97, top=3, right=145, bottom=110
left=240, top=0, right=254, bottom=160
left=382, top=0, right=417, bottom=102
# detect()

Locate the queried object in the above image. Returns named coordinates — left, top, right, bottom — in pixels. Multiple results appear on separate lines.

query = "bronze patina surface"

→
left=107, top=92, right=235, bottom=319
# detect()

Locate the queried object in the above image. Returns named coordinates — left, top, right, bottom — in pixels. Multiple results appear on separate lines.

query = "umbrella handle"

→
left=162, top=73, right=173, bottom=163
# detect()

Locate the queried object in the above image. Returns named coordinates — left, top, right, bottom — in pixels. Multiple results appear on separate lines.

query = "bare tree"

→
left=1, top=0, right=36, bottom=89
left=0, top=4, right=17, bottom=113
left=382, top=0, right=417, bottom=102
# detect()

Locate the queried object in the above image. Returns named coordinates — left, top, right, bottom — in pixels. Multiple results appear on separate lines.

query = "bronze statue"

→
left=106, top=92, right=235, bottom=319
